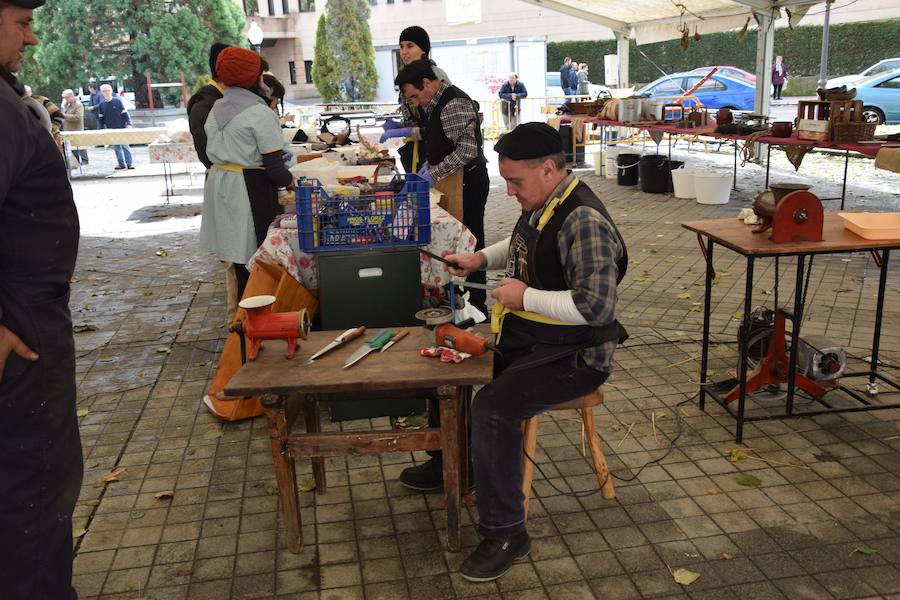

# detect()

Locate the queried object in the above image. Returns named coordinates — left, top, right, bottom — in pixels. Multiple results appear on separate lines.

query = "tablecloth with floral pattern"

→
left=148, top=142, right=199, bottom=163
left=249, top=204, right=476, bottom=290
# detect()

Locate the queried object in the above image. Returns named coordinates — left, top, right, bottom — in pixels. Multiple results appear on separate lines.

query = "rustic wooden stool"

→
left=521, top=389, right=615, bottom=515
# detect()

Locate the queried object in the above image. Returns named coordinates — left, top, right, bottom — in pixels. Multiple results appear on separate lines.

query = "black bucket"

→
left=640, top=155, right=671, bottom=193
left=617, top=153, right=641, bottom=186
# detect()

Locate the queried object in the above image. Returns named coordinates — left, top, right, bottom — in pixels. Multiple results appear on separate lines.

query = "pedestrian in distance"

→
left=95, top=82, right=134, bottom=169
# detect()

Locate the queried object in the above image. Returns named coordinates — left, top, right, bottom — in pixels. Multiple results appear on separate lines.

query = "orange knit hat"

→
left=216, top=47, right=262, bottom=89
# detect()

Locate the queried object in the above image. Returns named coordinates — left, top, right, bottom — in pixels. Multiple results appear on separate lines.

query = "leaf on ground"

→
left=174, top=567, right=192, bottom=578
left=102, top=467, right=127, bottom=483
left=677, top=292, right=692, bottom=300
left=73, top=324, right=97, bottom=333
left=265, top=486, right=279, bottom=496
left=154, top=490, right=174, bottom=500
left=852, top=544, right=878, bottom=556
left=130, top=510, right=146, bottom=520
left=722, top=552, right=733, bottom=560
left=729, top=449, right=748, bottom=462
left=691, top=305, right=703, bottom=313
left=155, top=249, right=168, bottom=257
left=76, top=408, right=90, bottom=418
left=72, top=527, right=87, bottom=539
left=611, top=423, right=622, bottom=432
left=155, top=347, right=171, bottom=354
left=297, top=478, right=316, bottom=493
left=706, top=488, right=719, bottom=495
left=834, top=288, right=854, bottom=293
left=762, top=289, right=773, bottom=295
left=672, top=567, right=701, bottom=586
left=735, top=473, right=762, bottom=487
left=142, top=290, right=153, bottom=296
left=732, top=311, right=743, bottom=320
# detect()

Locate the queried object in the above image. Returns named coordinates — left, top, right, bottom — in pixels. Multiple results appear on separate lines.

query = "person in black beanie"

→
left=1, top=0, right=83, bottom=597
left=381, top=25, right=451, bottom=173
left=436, top=122, right=628, bottom=583
left=188, top=42, right=229, bottom=170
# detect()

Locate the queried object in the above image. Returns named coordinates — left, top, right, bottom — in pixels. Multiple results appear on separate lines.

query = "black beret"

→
left=394, top=59, right=437, bottom=88
left=399, top=26, right=431, bottom=55
left=7, top=0, right=46, bottom=6
left=494, top=123, right=563, bottom=160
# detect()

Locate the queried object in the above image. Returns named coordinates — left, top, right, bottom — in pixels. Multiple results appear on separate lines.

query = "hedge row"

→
left=548, top=18, right=900, bottom=86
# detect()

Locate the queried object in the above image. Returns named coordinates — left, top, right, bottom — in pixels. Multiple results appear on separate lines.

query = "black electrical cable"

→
left=521, top=395, right=696, bottom=499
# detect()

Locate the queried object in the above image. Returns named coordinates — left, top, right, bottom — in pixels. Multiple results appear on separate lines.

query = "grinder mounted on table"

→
left=751, top=183, right=824, bottom=243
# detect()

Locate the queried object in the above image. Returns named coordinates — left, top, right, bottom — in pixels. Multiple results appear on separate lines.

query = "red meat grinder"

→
left=232, top=295, right=311, bottom=360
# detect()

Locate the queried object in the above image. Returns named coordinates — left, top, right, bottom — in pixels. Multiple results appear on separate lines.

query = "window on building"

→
left=299, top=0, right=315, bottom=10
left=367, top=0, right=377, bottom=5
left=386, top=0, right=394, bottom=4
left=267, top=0, right=275, bottom=15
left=282, top=0, right=291, bottom=13
left=289, top=61, right=297, bottom=85
left=304, top=60, right=314, bottom=84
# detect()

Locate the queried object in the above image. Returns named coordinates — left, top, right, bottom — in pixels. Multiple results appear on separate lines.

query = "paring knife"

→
left=379, top=328, right=409, bottom=352
left=306, top=326, right=366, bottom=363
left=343, top=330, right=396, bottom=368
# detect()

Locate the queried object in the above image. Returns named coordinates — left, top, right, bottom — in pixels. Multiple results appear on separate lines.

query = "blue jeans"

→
left=471, top=351, right=609, bottom=539
left=113, top=144, right=132, bottom=166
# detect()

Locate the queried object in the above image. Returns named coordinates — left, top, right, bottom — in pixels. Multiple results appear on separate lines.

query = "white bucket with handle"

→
left=671, top=168, right=695, bottom=199
left=604, top=148, right=619, bottom=179
left=694, top=170, right=732, bottom=204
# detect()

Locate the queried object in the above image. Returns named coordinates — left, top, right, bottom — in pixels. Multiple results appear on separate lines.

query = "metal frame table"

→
left=682, top=214, right=900, bottom=443
left=225, top=327, right=494, bottom=553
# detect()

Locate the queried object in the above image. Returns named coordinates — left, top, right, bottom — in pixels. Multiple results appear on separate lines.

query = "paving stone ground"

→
left=67, top=141, right=900, bottom=599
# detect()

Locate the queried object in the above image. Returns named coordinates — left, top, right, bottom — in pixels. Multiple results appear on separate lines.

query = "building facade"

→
left=244, top=0, right=900, bottom=101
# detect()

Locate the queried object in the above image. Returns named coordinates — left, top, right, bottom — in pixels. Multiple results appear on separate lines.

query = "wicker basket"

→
left=832, top=121, right=877, bottom=143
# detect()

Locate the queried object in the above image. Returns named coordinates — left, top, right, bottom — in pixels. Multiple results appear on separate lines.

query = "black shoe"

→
left=399, top=457, right=443, bottom=491
left=114, top=165, right=126, bottom=170
left=460, top=531, right=531, bottom=582
left=127, top=165, right=135, bottom=169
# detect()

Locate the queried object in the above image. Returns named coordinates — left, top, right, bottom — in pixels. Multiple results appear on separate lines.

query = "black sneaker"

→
left=127, top=165, right=135, bottom=169
left=114, top=165, right=126, bottom=170
left=459, top=531, right=531, bottom=582
left=399, top=457, right=443, bottom=491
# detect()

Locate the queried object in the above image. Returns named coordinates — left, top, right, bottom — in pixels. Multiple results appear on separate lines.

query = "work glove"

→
left=382, top=117, right=404, bottom=131
left=417, top=162, right=435, bottom=186
left=379, top=127, right=411, bottom=143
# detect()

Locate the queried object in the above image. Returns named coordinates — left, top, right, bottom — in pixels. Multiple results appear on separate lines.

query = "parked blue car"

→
left=636, top=72, right=756, bottom=110
left=854, top=68, right=900, bottom=125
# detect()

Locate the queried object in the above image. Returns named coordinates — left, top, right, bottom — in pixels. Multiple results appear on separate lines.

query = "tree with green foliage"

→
left=311, top=0, right=377, bottom=102
left=22, top=0, right=247, bottom=108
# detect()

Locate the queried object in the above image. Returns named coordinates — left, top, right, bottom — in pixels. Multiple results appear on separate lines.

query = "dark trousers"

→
left=773, top=83, right=784, bottom=100
left=462, top=161, right=489, bottom=313
left=472, top=352, right=608, bottom=538
left=0, top=293, right=82, bottom=599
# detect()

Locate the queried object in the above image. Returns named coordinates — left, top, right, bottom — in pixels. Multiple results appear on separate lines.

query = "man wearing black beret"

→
left=393, top=59, right=490, bottom=314
left=1, top=0, right=83, bottom=598
left=444, top=122, right=628, bottom=582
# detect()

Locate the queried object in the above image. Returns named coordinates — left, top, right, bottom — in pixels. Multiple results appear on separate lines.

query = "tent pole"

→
left=753, top=9, right=776, bottom=164
left=817, top=0, right=833, bottom=89
left=616, top=32, right=630, bottom=88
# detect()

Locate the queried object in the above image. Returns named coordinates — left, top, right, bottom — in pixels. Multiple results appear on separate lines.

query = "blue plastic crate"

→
left=296, top=173, right=431, bottom=252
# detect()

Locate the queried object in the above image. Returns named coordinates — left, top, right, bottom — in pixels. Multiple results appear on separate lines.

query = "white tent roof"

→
left=520, top=0, right=821, bottom=43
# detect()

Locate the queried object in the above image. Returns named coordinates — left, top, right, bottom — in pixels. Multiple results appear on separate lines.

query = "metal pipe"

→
left=817, top=0, right=833, bottom=89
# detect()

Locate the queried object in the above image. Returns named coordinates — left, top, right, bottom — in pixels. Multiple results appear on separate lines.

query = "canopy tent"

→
left=521, top=0, right=824, bottom=115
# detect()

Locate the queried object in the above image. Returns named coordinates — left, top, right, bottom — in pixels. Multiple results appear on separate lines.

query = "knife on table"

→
left=306, top=326, right=366, bottom=363
left=379, top=328, right=409, bottom=352
left=343, top=330, right=396, bottom=368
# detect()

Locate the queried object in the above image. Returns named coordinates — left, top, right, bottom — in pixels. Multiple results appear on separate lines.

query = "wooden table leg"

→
left=439, top=386, right=462, bottom=552
left=302, top=394, right=327, bottom=493
left=262, top=393, right=303, bottom=553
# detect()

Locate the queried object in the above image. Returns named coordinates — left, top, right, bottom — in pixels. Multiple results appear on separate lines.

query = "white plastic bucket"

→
left=593, top=150, right=604, bottom=176
left=694, top=171, right=732, bottom=205
left=671, top=168, right=696, bottom=199
left=619, top=99, right=642, bottom=122
left=604, top=148, right=620, bottom=179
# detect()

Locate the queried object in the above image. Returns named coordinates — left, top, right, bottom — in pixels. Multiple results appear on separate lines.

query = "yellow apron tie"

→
left=411, top=139, right=420, bottom=173
left=212, top=162, right=265, bottom=173
left=491, top=177, right=582, bottom=337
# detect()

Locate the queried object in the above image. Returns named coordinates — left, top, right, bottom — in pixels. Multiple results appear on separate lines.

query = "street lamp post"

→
left=247, top=21, right=264, bottom=54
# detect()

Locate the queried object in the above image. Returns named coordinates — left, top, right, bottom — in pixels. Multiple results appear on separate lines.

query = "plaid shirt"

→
left=418, top=83, right=479, bottom=181
left=529, top=173, right=621, bottom=373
